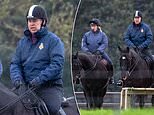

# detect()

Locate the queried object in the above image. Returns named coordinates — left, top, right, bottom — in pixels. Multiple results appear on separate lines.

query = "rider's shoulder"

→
left=141, top=22, right=151, bottom=29
left=85, top=31, right=92, bottom=36
left=128, top=23, right=134, bottom=29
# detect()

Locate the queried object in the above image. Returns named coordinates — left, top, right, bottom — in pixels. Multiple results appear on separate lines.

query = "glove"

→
left=144, top=56, right=152, bottom=63
left=29, top=77, right=41, bottom=88
left=131, top=46, right=137, bottom=51
left=137, top=46, right=144, bottom=52
left=95, top=50, right=101, bottom=55
left=14, top=80, right=23, bottom=89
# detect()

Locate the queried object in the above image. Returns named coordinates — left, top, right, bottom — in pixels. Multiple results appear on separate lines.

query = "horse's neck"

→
left=0, top=83, right=17, bottom=108
left=79, top=54, right=94, bottom=70
left=131, top=53, right=147, bottom=71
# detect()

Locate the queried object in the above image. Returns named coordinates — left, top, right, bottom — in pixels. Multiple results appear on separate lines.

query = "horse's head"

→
left=118, top=46, right=137, bottom=81
left=72, top=51, right=100, bottom=84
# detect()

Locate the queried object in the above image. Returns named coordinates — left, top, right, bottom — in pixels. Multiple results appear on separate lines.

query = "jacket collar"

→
left=24, top=26, right=48, bottom=39
left=133, top=22, right=143, bottom=27
left=91, top=29, right=100, bottom=34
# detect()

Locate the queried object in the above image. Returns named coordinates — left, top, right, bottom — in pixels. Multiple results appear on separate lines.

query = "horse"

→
left=118, top=46, right=154, bottom=108
left=0, top=82, right=80, bottom=115
left=72, top=51, right=111, bottom=109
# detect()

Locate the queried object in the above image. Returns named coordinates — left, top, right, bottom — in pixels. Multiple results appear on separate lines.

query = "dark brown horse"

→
left=118, top=46, right=154, bottom=107
left=0, top=82, right=80, bottom=115
left=72, top=52, right=110, bottom=109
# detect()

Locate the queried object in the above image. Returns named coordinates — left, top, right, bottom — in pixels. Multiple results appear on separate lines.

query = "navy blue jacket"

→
left=0, top=60, right=2, bottom=78
left=10, top=27, right=65, bottom=86
left=81, top=30, right=108, bottom=53
left=124, top=22, right=153, bottom=49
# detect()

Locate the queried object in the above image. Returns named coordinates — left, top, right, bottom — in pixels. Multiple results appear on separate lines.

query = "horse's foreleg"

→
left=83, top=90, right=92, bottom=109
left=130, top=95, right=136, bottom=108
left=139, top=95, right=145, bottom=108
left=92, top=90, right=99, bottom=109
left=93, top=87, right=107, bottom=109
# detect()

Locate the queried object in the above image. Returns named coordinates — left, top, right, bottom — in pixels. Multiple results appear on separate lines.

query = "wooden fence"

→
left=120, top=87, right=154, bottom=109
left=75, top=90, right=154, bottom=109
left=75, top=92, right=120, bottom=109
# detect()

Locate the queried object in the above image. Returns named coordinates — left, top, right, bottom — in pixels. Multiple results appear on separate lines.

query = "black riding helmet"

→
left=134, top=10, right=142, bottom=18
left=89, top=18, right=101, bottom=26
left=26, top=5, right=48, bottom=27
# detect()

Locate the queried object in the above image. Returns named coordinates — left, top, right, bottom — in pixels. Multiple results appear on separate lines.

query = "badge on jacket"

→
left=141, top=28, right=144, bottom=33
left=39, top=43, right=44, bottom=50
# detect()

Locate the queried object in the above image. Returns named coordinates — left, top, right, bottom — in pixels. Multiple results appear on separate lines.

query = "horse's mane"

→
left=129, top=48, right=142, bottom=60
left=0, top=82, right=17, bottom=97
left=78, top=51, right=97, bottom=59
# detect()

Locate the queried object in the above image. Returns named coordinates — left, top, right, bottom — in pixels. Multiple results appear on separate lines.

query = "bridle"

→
left=120, top=53, right=139, bottom=80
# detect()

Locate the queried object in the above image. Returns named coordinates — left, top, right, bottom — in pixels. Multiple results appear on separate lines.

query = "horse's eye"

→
left=122, top=56, right=126, bottom=60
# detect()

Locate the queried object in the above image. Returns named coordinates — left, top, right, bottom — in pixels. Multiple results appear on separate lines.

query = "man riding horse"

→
left=81, top=18, right=114, bottom=84
left=117, top=10, right=154, bottom=86
left=10, top=5, right=65, bottom=115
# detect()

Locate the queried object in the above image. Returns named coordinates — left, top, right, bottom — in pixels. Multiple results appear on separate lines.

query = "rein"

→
left=127, top=57, right=139, bottom=76
left=0, top=87, right=36, bottom=114
left=122, top=52, right=140, bottom=80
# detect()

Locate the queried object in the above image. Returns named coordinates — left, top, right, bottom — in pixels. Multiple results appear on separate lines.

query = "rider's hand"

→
left=29, top=77, right=41, bottom=88
left=132, top=45, right=137, bottom=51
left=137, top=45, right=144, bottom=51
left=14, top=80, right=23, bottom=89
left=95, top=50, right=101, bottom=55
left=144, top=56, right=152, bottom=63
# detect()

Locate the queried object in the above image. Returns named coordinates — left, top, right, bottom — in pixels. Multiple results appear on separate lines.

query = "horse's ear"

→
left=76, top=51, right=78, bottom=57
left=118, top=46, right=122, bottom=52
left=126, top=47, right=130, bottom=52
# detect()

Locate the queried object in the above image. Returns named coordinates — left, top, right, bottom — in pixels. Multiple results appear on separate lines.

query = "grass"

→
left=80, top=108, right=154, bottom=115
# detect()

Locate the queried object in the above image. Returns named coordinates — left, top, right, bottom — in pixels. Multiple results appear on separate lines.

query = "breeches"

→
left=141, top=49, right=154, bottom=63
left=34, top=85, right=63, bottom=115
left=101, top=52, right=112, bottom=65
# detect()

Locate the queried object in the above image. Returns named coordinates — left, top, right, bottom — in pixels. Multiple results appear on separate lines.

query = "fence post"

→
left=120, top=87, right=154, bottom=109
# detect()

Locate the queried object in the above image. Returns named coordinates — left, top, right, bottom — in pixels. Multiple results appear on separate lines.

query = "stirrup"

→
left=117, top=80, right=123, bottom=86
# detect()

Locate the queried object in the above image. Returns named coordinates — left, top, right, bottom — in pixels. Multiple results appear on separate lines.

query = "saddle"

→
left=100, top=59, right=108, bottom=66
left=21, top=90, right=67, bottom=115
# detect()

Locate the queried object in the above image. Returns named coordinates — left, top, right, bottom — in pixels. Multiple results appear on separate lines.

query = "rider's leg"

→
left=101, top=52, right=114, bottom=84
left=142, top=49, right=154, bottom=80
left=35, top=85, right=63, bottom=115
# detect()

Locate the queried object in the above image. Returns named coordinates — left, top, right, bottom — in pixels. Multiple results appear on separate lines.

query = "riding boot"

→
left=107, top=64, right=114, bottom=84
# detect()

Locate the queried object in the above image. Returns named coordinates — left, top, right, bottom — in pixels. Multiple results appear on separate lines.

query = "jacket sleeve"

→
left=81, top=34, right=89, bottom=52
left=0, top=60, right=2, bottom=77
left=10, top=41, right=23, bottom=84
left=138, top=25, right=153, bottom=49
left=124, top=26, right=136, bottom=48
left=97, top=33, right=108, bottom=53
left=35, top=38, right=65, bottom=84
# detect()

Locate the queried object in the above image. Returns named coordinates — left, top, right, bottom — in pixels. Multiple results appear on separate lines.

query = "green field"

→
left=80, top=108, right=154, bottom=115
